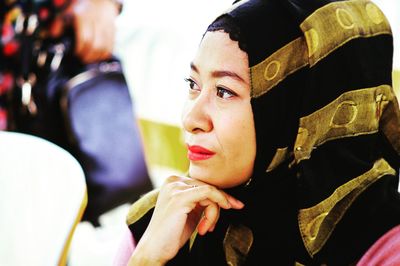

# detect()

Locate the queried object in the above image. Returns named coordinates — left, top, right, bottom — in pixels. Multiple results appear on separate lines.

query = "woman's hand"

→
left=49, top=0, right=120, bottom=63
left=128, top=175, right=244, bottom=265
left=70, top=0, right=119, bottom=63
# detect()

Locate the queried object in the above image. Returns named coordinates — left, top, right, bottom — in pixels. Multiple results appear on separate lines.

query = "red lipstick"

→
left=187, top=145, right=215, bottom=161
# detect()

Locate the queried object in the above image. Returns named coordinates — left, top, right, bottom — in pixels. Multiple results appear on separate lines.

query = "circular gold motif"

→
left=366, top=3, right=384, bottom=24
left=336, top=8, right=355, bottom=30
left=264, top=60, right=281, bottom=81
left=330, top=101, right=358, bottom=128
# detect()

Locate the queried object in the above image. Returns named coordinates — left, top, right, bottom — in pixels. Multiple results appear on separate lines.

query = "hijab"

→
left=127, top=0, right=400, bottom=264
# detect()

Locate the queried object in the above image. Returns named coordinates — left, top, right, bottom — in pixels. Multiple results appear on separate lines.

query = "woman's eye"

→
left=216, top=87, right=236, bottom=99
left=184, top=78, right=199, bottom=91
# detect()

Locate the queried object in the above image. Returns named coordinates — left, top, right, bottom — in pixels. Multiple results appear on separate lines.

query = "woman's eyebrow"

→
left=190, top=62, right=246, bottom=83
left=190, top=62, right=199, bottom=73
left=210, top=70, right=246, bottom=83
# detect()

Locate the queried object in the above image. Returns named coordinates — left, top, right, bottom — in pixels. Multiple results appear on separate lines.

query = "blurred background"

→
left=375, top=0, right=400, bottom=97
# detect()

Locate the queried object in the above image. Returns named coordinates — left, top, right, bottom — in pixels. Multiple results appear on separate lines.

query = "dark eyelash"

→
left=217, top=86, right=238, bottom=97
left=184, top=77, right=198, bottom=91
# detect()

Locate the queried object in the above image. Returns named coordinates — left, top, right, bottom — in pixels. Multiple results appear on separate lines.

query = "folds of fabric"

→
left=127, top=0, right=400, bottom=265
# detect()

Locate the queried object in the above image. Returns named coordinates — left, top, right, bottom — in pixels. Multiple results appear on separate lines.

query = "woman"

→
left=123, top=0, right=400, bottom=264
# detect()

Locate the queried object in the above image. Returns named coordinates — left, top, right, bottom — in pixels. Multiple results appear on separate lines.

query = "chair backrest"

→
left=0, top=131, right=87, bottom=266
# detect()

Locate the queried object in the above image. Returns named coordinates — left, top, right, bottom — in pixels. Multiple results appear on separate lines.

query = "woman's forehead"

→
left=192, top=31, right=249, bottom=76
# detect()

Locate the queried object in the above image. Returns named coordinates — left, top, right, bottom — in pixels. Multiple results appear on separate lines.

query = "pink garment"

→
left=113, top=226, right=136, bottom=266
left=357, top=225, right=400, bottom=266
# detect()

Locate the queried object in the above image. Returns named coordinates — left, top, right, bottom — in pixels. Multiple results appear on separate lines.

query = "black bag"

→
left=9, top=40, right=153, bottom=225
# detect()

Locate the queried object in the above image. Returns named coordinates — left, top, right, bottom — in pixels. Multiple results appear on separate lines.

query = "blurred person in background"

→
left=0, top=0, right=153, bottom=226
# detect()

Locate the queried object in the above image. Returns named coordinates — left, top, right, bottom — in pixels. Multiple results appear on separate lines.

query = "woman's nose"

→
left=182, top=93, right=213, bottom=134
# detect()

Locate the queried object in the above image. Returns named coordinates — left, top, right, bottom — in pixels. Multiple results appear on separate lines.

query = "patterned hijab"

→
left=127, top=0, right=400, bottom=264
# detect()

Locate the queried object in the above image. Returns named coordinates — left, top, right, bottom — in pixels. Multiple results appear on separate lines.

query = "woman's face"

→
left=182, top=31, right=256, bottom=188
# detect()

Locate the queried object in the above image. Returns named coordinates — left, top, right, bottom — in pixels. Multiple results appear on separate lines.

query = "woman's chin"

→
left=189, top=165, right=217, bottom=184
left=188, top=166, right=239, bottom=189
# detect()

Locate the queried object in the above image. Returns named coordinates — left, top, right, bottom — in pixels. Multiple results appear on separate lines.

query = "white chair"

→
left=0, top=131, right=87, bottom=266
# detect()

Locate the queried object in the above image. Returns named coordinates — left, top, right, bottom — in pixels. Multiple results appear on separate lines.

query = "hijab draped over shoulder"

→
left=127, top=0, right=400, bottom=264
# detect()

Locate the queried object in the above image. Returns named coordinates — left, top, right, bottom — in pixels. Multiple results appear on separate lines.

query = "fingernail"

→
left=235, top=199, right=244, bottom=208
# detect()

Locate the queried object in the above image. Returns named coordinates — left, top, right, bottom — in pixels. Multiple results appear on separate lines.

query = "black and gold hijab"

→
left=126, top=0, right=400, bottom=265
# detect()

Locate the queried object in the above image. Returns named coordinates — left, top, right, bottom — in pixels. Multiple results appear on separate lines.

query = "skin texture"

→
left=50, top=0, right=119, bottom=63
left=128, top=31, right=257, bottom=265
left=183, top=30, right=256, bottom=189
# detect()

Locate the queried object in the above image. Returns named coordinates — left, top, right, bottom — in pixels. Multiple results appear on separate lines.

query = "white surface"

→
left=68, top=204, right=131, bottom=266
left=0, top=132, right=87, bottom=266
left=374, top=0, right=400, bottom=69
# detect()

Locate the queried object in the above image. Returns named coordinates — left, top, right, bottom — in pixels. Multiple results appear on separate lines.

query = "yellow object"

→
left=138, top=118, right=189, bottom=174
left=298, top=158, right=395, bottom=256
left=393, top=69, right=400, bottom=99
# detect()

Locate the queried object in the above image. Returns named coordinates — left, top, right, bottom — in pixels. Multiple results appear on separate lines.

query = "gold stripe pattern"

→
left=380, top=87, right=400, bottom=156
left=300, top=0, right=391, bottom=66
left=250, top=0, right=391, bottom=98
left=126, top=189, right=159, bottom=225
left=298, top=158, right=396, bottom=256
left=294, top=85, right=392, bottom=163
left=189, top=229, right=198, bottom=251
left=250, top=37, right=308, bottom=98
left=224, top=224, right=254, bottom=266
left=266, top=147, right=290, bottom=172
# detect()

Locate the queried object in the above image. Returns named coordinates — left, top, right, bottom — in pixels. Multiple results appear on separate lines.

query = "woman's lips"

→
left=187, top=145, right=216, bottom=161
